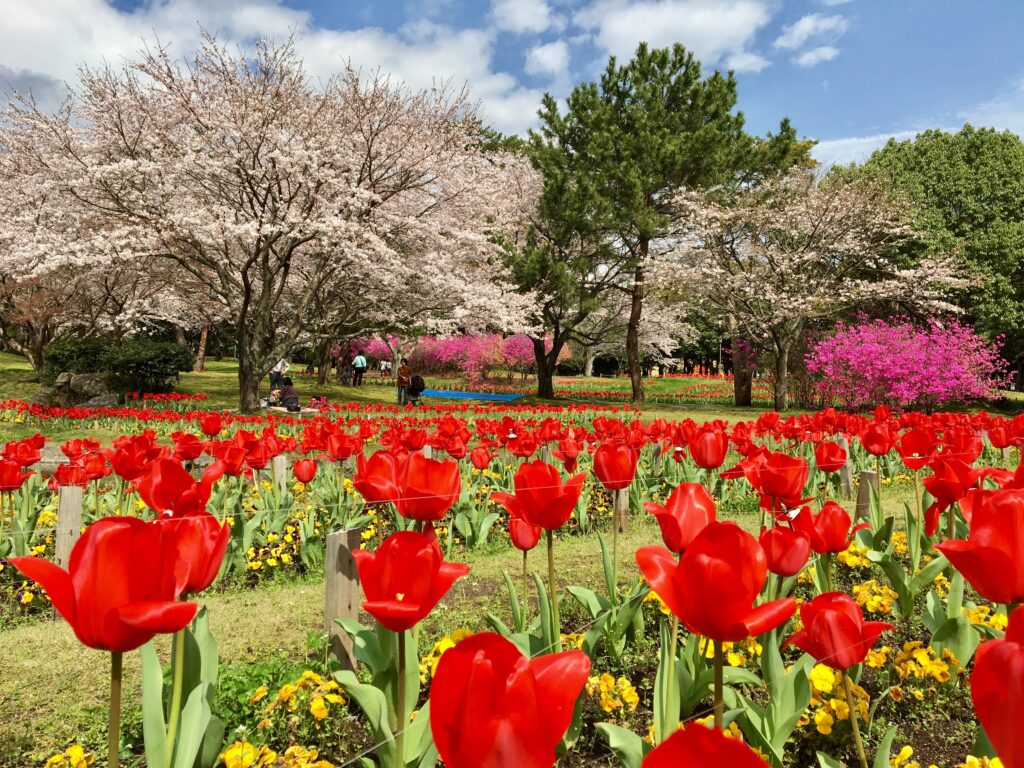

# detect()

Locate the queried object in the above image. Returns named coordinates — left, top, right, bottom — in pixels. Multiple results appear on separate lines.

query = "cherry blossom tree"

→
left=666, top=170, right=969, bottom=410
left=1, top=35, right=530, bottom=410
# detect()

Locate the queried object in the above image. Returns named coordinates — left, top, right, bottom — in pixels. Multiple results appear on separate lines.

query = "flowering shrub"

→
left=805, top=317, right=1010, bottom=410
left=353, top=333, right=569, bottom=382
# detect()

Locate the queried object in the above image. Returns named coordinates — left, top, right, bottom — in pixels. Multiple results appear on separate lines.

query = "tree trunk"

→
left=533, top=337, right=556, bottom=399
left=316, top=340, right=332, bottom=386
left=773, top=342, right=790, bottom=412
left=584, top=348, right=596, bottom=377
left=237, top=339, right=262, bottom=413
left=174, top=325, right=188, bottom=347
left=626, top=257, right=646, bottom=404
left=732, top=337, right=752, bottom=407
left=193, top=323, right=209, bottom=372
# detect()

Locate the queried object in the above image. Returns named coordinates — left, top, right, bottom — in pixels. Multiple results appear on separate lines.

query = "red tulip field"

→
left=1, top=395, right=1022, bottom=768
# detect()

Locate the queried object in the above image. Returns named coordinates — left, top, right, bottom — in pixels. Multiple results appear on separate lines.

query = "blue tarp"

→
left=420, top=389, right=525, bottom=401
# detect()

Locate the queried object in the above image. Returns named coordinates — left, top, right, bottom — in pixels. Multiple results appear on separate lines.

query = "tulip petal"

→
left=118, top=599, right=198, bottom=634
left=9, top=556, right=76, bottom=623
left=936, top=541, right=1018, bottom=605
left=744, top=598, right=797, bottom=637
left=635, top=546, right=683, bottom=617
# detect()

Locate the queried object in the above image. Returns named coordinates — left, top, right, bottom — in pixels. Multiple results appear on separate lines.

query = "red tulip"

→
left=135, top=457, right=211, bottom=516
left=813, top=441, right=847, bottom=474
left=81, top=452, right=110, bottom=481
left=293, top=458, right=317, bottom=484
left=61, top=438, right=101, bottom=462
left=507, top=511, right=542, bottom=551
left=469, top=446, right=493, bottom=471
left=971, top=605, right=1024, bottom=768
left=793, top=502, right=869, bottom=554
left=492, top=461, right=585, bottom=531
left=0, top=458, right=32, bottom=492
left=212, top=444, right=247, bottom=477
left=51, top=462, right=89, bottom=489
left=759, top=526, right=811, bottom=577
left=688, top=427, right=729, bottom=470
left=643, top=482, right=716, bottom=554
left=171, top=432, right=206, bottom=463
left=750, top=452, right=809, bottom=510
left=593, top=443, right=638, bottom=491
left=935, top=489, right=1024, bottom=606
left=326, top=432, right=362, bottom=463
left=352, top=530, right=469, bottom=632
left=552, top=436, right=583, bottom=474
left=394, top=453, right=461, bottom=522
left=922, top=458, right=983, bottom=537
left=9, top=517, right=197, bottom=652
left=988, top=425, right=1013, bottom=450
left=636, top=522, right=796, bottom=642
left=198, top=413, right=224, bottom=437
left=785, top=592, right=893, bottom=670
left=3, top=438, right=41, bottom=467
left=490, top=487, right=543, bottom=552
left=154, top=511, right=229, bottom=594
left=429, top=632, right=590, bottom=768
left=352, top=450, right=401, bottom=505
left=896, top=428, right=935, bottom=472
left=642, top=723, right=769, bottom=768
left=860, top=423, right=894, bottom=457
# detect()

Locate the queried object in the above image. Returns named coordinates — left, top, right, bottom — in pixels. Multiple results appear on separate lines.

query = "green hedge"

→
left=45, top=339, right=194, bottom=392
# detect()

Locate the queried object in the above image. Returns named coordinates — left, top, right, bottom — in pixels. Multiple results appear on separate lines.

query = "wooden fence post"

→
left=55, top=485, right=83, bottom=568
left=271, top=454, right=289, bottom=497
left=324, top=528, right=362, bottom=670
left=613, top=488, right=630, bottom=534
left=421, top=445, right=433, bottom=460
left=837, top=436, right=854, bottom=499
left=650, top=443, right=663, bottom=477
left=855, top=470, right=878, bottom=522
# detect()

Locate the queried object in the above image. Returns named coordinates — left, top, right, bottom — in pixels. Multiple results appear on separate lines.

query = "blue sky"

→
left=2, top=0, right=1022, bottom=164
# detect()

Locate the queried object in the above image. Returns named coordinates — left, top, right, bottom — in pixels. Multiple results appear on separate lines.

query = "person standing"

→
left=270, top=357, right=290, bottom=391
left=396, top=358, right=411, bottom=405
left=352, top=351, right=367, bottom=387
left=341, top=354, right=353, bottom=386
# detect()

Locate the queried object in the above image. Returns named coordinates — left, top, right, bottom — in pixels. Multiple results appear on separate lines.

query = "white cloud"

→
left=811, top=129, right=919, bottom=167
left=575, top=0, right=773, bottom=72
left=525, top=40, right=570, bottom=80
left=0, top=0, right=546, bottom=134
left=774, top=13, right=848, bottom=50
left=727, top=51, right=770, bottom=72
left=491, top=0, right=554, bottom=34
left=297, top=22, right=545, bottom=133
left=795, top=45, right=839, bottom=68
left=959, top=78, right=1024, bottom=136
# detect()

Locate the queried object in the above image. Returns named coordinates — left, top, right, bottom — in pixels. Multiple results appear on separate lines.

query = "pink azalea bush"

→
left=805, top=317, right=1009, bottom=410
left=352, top=334, right=568, bottom=382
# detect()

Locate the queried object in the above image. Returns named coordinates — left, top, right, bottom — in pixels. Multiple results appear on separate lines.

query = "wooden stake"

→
left=324, top=528, right=362, bottom=670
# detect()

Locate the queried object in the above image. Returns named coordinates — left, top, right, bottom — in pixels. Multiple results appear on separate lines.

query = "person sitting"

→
left=279, top=376, right=300, bottom=412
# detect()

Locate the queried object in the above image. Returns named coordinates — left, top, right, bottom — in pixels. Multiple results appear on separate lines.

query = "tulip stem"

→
left=843, top=672, right=868, bottom=768
left=822, top=554, right=834, bottom=594
left=713, top=639, right=724, bottom=731
left=165, top=628, right=186, bottom=765
left=522, top=550, right=529, bottom=632
left=947, top=505, right=956, bottom=542
left=109, top=651, right=122, bottom=768
left=663, top=615, right=680, bottom=743
left=397, top=630, right=407, bottom=763
left=547, top=529, right=562, bottom=652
